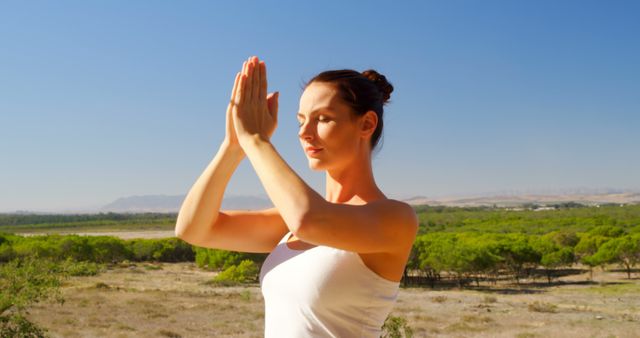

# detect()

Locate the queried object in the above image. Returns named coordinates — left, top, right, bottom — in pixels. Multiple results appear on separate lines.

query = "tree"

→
left=591, top=235, right=640, bottom=279
left=540, top=248, right=574, bottom=284
left=496, top=234, right=540, bottom=284
left=574, top=234, right=610, bottom=280
left=531, top=235, right=574, bottom=284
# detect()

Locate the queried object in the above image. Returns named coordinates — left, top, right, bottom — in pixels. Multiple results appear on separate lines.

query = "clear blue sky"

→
left=1, top=0, right=638, bottom=212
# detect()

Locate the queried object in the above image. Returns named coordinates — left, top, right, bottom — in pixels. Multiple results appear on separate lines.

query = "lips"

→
left=305, top=146, right=323, bottom=155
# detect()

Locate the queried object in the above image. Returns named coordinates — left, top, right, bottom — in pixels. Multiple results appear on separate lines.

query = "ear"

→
left=359, top=110, right=378, bottom=139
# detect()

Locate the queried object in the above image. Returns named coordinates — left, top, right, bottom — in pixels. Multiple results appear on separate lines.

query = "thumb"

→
left=267, top=91, right=279, bottom=123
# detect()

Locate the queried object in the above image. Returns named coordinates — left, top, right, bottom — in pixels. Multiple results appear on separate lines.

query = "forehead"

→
left=298, top=82, right=348, bottom=115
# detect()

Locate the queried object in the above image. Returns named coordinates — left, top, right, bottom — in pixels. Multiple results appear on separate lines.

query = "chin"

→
left=307, top=160, right=324, bottom=171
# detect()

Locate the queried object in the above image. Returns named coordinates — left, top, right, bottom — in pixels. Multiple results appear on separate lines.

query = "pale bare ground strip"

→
left=16, top=230, right=176, bottom=239
left=23, top=261, right=640, bottom=338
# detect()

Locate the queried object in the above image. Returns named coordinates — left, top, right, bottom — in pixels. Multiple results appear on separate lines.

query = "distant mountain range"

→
left=5, top=188, right=640, bottom=214
left=403, top=191, right=640, bottom=207
left=100, top=194, right=273, bottom=213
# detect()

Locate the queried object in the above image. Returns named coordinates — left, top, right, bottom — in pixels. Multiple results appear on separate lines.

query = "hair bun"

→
left=362, top=69, right=393, bottom=104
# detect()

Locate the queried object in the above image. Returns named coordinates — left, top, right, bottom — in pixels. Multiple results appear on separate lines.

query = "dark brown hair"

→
left=303, top=69, right=394, bottom=151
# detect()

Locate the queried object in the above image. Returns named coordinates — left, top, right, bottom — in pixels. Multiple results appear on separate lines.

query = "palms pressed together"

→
left=225, top=56, right=279, bottom=149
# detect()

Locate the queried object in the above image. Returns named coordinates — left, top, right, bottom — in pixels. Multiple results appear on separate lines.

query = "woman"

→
left=175, top=56, right=418, bottom=337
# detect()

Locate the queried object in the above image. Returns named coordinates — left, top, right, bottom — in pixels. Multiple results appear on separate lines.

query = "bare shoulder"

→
left=369, top=198, right=418, bottom=223
left=295, top=196, right=417, bottom=254
left=368, top=198, right=419, bottom=246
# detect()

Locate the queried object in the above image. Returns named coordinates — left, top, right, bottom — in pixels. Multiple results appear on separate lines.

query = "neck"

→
left=324, top=148, right=384, bottom=204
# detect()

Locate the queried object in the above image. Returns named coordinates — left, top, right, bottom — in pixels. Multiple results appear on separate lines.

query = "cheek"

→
left=319, top=123, right=358, bottom=150
left=316, top=124, right=333, bottom=140
left=317, top=124, right=345, bottom=146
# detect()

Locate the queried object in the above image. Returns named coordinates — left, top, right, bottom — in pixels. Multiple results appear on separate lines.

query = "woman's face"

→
left=297, top=82, right=363, bottom=171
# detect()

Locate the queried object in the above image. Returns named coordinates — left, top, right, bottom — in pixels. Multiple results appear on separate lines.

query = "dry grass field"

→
left=23, top=260, right=640, bottom=338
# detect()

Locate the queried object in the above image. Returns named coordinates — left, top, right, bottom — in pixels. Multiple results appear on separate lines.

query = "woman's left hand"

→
left=232, top=56, right=279, bottom=146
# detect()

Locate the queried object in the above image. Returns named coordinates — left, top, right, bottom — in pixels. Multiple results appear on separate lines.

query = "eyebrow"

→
left=296, top=108, right=330, bottom=118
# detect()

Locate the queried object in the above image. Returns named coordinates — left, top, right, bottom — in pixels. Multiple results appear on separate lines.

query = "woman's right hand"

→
left=223, top=61, right=247, bottom=152
left=224, top=58, right=278, bottom=151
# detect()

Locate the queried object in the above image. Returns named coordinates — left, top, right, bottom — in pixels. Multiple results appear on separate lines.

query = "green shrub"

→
left=381, top=315, right=413, bottom=338
left=11, top=237, right=59, bottom=260
left=195, top=247, right=265, bottom=270
left=153, top=238, right=194, bottom=262
left=129, top=239, right=163, bottom=261
left=88, top=236, right=131, bottom=263
left=0, top=256, right=68, bottom=337
left=57, top=258, right=104, bottom=276
left=56, top=235, right=93, bottom=261
left=0, top=313, right=49, bottom=338
left=211, top=260, right=259, bottom=285
left=0, top=243, right=15, bottom=262
left=128, top=238, right=194, bottom=262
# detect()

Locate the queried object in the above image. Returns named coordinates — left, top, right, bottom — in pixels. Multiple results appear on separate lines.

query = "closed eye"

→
left=297, top=114, right=331, bottom=127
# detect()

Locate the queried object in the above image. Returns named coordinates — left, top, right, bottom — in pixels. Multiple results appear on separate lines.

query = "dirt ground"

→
left=16, top=230, right=176, bottom=239
left=23, top=261, right=640, bottom=338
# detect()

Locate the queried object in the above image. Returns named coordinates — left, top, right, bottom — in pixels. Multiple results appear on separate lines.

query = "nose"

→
left=298, top=120, right=315, bottom=142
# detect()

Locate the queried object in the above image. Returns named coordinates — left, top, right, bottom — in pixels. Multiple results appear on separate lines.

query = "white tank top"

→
left=259, top=231, right=400, bottom=338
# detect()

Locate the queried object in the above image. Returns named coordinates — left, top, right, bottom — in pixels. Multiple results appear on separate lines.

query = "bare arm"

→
left=174, top=140, right=244, bottom=240
left=175, top=58, right=285, bottom=252
left=174, top=64, right=247, bottom=240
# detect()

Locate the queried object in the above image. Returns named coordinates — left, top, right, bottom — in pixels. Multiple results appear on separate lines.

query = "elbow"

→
left=174, top=221, right=186, bottom=239
left=174, top=223, right=197, bottom=246
left=174, top=209, right=197, bottom=239
left=174, top=213, right=195, bottom=240
left=291, top=203, right=325, bottom=239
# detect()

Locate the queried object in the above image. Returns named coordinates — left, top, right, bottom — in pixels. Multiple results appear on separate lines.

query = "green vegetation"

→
left=194, top=247, right=266, bottom=271
left=1, top=256, right=68, bottom=337
left=0, top=233, right=194, bottom=264
left=381, top=315, right=413, bottom=338
left=0, top=204, right=638, bottom=335
left=409, top=231, right=640, bottom=286
left=0, top=212, right=176, bottom=233
left=2, top=204, right=639, bottom=287
left=211, top=260, right=260, bottom=285
left=415, top=204, right=640, bottom=235
left=408, top=204, right=640, bottom=286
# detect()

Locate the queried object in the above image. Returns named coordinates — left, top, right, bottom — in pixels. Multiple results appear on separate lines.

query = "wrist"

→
left=239, top=134, right=270, bottom=151
left=220, top=139, right=245, bottom=157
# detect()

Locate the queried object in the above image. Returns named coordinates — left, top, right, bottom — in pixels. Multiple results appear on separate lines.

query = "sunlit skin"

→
left=297, top=82, right=383, bottom=204
left=227, top=56, right=418, bottom=282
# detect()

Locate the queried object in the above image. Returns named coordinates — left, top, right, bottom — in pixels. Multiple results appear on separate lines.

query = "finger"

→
left=267, top=92, right=279, bottom=124
left=236, top=73, right=247, bottom=108
left=246, top=61, right=255, bottom=103
left=251, top=58, right=260, bottom=104
left=230, top=72, right=241, bottom=104
left=274, top=92, right=279, bottom=124
left=259, top=61, right=267, bottom=108
left=235, top=61, right=246, bottom=103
